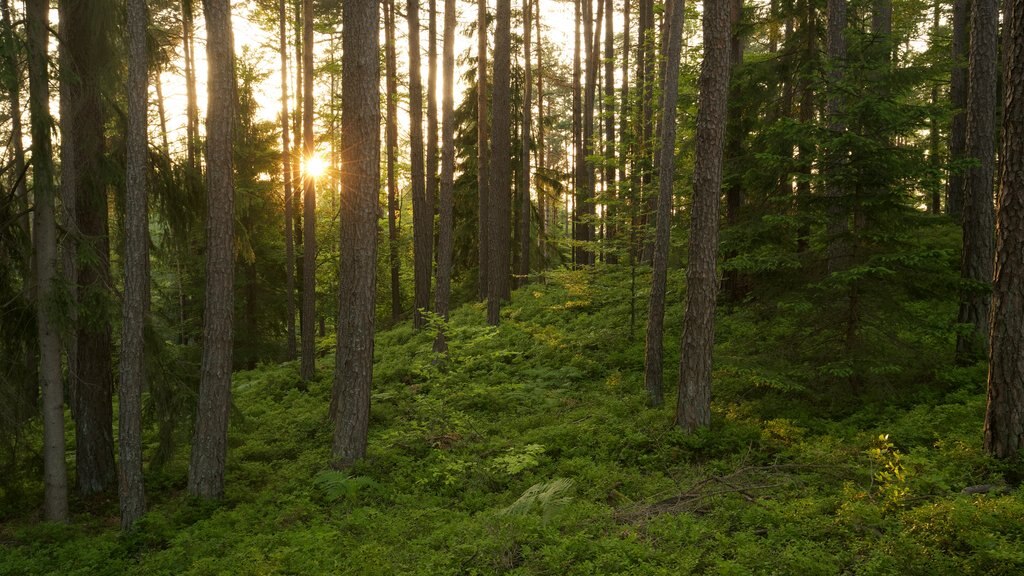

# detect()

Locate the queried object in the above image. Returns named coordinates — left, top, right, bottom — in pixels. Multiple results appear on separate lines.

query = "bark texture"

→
left=948, top=0, right=968, bottom=218
left=957, top=0, right=998, bottom=363
left=434, top=0, right=456, bottom=353
left=279, top=0, right=296, bottom=359
left=300, top=0, right=316, bottom=380
left=487, top=0, right=513, bottom=325
left=643, top=0, right=685, bottom=408
left=333, top=0, right=379, bottom=468
left=385, top=0, right=402, bottom=323
left=188, top=0, right=236, bottom=499
left=518, top=0, right=533, bottom=285
left=409, top=0, right=432, bottom=328
left=986, top=0, right=1024, bottom=458
left=477, top=0, right=490, bottom=300
left=676, top=0, right=731, bottom=433
left=27, top=0, right=69, bottom=522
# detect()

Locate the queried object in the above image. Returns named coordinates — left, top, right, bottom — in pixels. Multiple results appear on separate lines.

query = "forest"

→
left=1, top=0, right=1023, bottom=572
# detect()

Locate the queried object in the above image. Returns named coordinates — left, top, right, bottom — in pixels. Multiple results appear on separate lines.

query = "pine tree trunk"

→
left=188, top=0, right=235, bottom=499
left=929, top=0, right=942, bottom=214
left=487, top=0, right=513, bottom=325
left=332, top=0, right=379, bottom=468
left=643, top=0, right=685, bottom=408
left=279, top=0, right=297, bottom=360
left=62, top=0, right=116, bottom=496
left=956, top=0, right=998, bottom=363
left=948, top=0, right=968, bottom=218
left=409, top=0, right=432, bottom=328
left=477, top=0, right=490, bottom=301
left=985, top=2, right=1024, bottom=458
left=434, top=0, right=456, bottom=353
left=0, top=0, right=26, bottom=258
left=427, top=0, right=439, bottom=259
left=572, top=0, right=581, bottom=266
left=183, top=0, right=199, bottom=176
left=27, top=0, right=68, bottom=522
left=639, top=0, right=656, bottom=264
left=824, top=0, right=849, bottom=274
left=518, top=0, right=533, bottom=286
left=536, top=0, right=547, bottom=270
left=300, top=0, right=317, bottom=380
left=120, top=0, right=149, bottom=528
left=385, top=0, right=402, bottom=323
left=603, top=0, right=616, bottom=263
left=676, top=0, right=731, bottom=433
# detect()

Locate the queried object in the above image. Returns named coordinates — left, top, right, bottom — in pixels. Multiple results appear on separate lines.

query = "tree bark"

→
left=572, top=0, right=581, bottom=266
left=948, top=0, right=968, bottom=218
left=676, top=0, right=731, bottom=433
left=518, top=0, right=533, bottom=285
left=62, top=0, right=116, bottom=496
left=27, top=0, right=69, bottom=523
left=477, top=0, right=490, bottom=301
left=643, top=0, right=685, bottom=408
left=603, top=0, right=616, bottom=263
left=279, top=0, right=297, bottom=360
left=409, top=0, right=432, bottom=328
left=985, top=0, right=1024, bottom=458
left=824, top=0, right=849, bottom=273
left=427, top=0, right=439, bottom=264
left=487, top=0, right=513, bottom=325
left=300, top=0, right=316, bottom=380
left=957, top=0, right=998, bottom=363
left=434, top=0, right=456, bottom=353
left=0, top=0, right=26, bottom=251
left=188, top=0, right=235, bottom=499
left=120, top=0, right=149, bottom=528
left=332, top=0, right=379, bottom=468
left=385, top=0, right=402, bottom=323
left=536, top=0, right=546, bottom=270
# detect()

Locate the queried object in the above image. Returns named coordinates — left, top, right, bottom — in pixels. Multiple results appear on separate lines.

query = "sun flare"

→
left=304, top=153, right=328, bottom=179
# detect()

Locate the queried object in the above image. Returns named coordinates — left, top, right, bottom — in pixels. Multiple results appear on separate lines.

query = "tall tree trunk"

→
left=332, top=0, right=379, bottom=469
left=62, top=0, right=116, bottom=496
left=188, top=0, right=235, bottom=499
left=477, top=0, right=490, bottom=300
left=795, top=0, right=815, bottom=254
left=639, top=0, right=656, bottom=263
left=409, top=0, right=431, bottom=328
left=572, top=0, right=581, bottom=266
left=155, top=67, right=171, bottom=155
left=487, top=0, right=513, bottom=325
left=518, top=0, right=533, bottom=285
left=985, top=0, right=1024, bottom=458
left=385, top=0, right=402, bottom=323
left=279, top=0, right=297, bottom=360
left=183, top=0, right=200, bottom=176
left=434, top=0, right=456, bottom=353
left=824, top=0, right=849, bottom=273
left=27, top=0, right=68, bottom=523
left=120, top=0, right=149, bottom=528
left=722, top=0, right=747, bottom=301
left=536, top=0, right=546, bottom=270
left=948, top=0, right=968, bottom=218
left=676, top=0, right=731, bottom=433
left=603, top=0, right=616, bottom=263
left=300, top=0, right=316, bottom=380
left=292, top=0, right=303, bottom=329
left=956, top=0, right=998, bottom=363
left=643, top=0, right=685, bottom=408
left=576, top=0, right=602, bottom=266
left=427, top=0, right=438, bottom=261
left=929, top=0, right=942, bottom=214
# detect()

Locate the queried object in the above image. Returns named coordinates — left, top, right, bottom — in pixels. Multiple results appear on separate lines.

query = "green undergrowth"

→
left=2, top=268, right=1023, bottom=575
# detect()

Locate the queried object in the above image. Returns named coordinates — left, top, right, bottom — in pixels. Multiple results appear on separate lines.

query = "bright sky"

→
left=154, top=0, right=581, bottom=158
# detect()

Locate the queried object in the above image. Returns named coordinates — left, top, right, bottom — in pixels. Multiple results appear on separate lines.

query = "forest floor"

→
left=2, top=266, right=1024, bottom=575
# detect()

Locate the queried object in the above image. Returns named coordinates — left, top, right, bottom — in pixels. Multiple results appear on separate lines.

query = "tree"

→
left=62, top=0, right=117, bottom=496
left=434, top=0, right=456, bottom=353
left=188, top=0, right=236, bottom=499
left=119, top=0, right=149, bottom=529
left=985, top=0, right=1024, bottom=459
left=676, top=0, right=731, bottom=432
left=300, top=0, right=316, bottom=380
left=332, top=0, right=379, bottom=468
left=518, top=0, right=533, bottom=285
left=956, top=0, right=998, bottom=363
left=643, top=0, right=685, bottom=408
left=487, top=0, right=512, bottom=325
left=824, top=0, right=849, bottom=273
left=385, top=0, right=401, bottom=323
left=477, top=0, right=490, bottom=301
left=947, top=0, right=968, bottom=218
left=279, top=0, right=297, bottom=359
left=27, top=0, right=68, bottom=522
left=409, top=0, right=432, bottom=329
